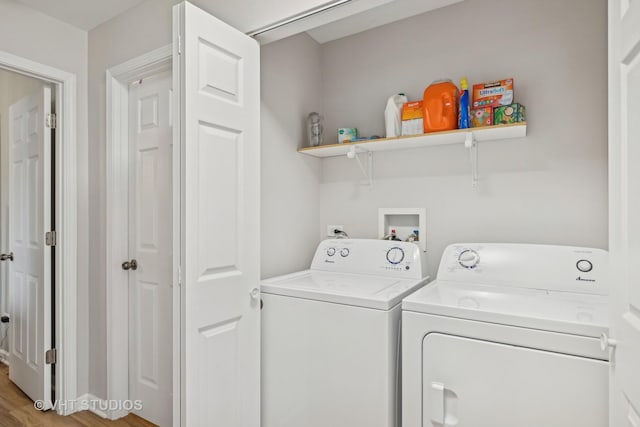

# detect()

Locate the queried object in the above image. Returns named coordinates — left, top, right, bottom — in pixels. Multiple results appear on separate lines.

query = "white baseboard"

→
left=72, top=393, right=127, bottom=420
left=0, top=349, right=8, bottom=366
left=55, top=393, right=88, bottom=416
left=77, top=394, right=108, bottom=418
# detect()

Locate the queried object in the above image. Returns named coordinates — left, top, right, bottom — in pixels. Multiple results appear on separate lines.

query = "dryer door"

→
left=422, top=333, right=607, bottom=427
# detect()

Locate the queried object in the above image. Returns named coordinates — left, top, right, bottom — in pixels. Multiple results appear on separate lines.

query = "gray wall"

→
left=0, top=0, right=90, bottom=396
left=316, top=0, right=608, bottom=274
left=261, top=33, right=323, bottom=279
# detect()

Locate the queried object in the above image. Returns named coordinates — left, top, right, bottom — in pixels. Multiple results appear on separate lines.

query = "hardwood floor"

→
left=0, top=364, right=157, bottom=426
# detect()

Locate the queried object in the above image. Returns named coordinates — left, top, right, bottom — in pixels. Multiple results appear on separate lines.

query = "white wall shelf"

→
left=298, top=123, right=527, bottom=158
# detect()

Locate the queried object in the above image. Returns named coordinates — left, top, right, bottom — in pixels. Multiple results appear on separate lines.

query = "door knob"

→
left=122, top=259, right=138, bottom=271
left=0, top=252, right=14, bottom=262
left=250, top=287, right=260, bottom=300
left=600, top=332, right=617, bottom=351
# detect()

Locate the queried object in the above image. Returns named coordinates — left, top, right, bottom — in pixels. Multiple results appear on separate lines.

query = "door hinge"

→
left=45, top=231, right=57, bottom=246
left=177, top=265, right=182, bottom=287
left=46, top=113, right=57, bottom=129
left=45, top=348, right=57, bottom=365
left=178, top=35, right=182, bottom=55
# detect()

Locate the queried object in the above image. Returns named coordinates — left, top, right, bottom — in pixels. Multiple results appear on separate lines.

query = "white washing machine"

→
left=262, top=239, right=429, bottom=427
left=402, top=243, right=609, bottom=427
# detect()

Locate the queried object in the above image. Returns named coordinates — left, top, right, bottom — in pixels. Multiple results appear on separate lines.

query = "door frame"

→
left=0, top=50, right=78, bottom=415
left=105, top=44, right=172, bottom=420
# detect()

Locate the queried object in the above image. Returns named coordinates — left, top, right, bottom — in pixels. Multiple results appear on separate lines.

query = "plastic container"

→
left=459, top=77, right=470, bottom=129
left=384, top=93, right=408, bottom=138
left=422, top=79, right=459, bottom=133
left=307, top=112, right=323, bottom=146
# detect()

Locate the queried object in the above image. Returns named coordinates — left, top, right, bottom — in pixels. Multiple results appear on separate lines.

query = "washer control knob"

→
left=458, top=249, right=480, bottom=269
left=576, top=259, right=593, bottom=273
left=326, top=247, right=336, bottom=257
left=340, top=248, right=350, bottom=257
left=386, top=247, right=405, bottom=265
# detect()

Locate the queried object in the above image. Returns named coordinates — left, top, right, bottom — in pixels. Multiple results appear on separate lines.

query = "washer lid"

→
left=402, top=281, right=608, bottom=338
left=262, top=270, right=429, bottom=310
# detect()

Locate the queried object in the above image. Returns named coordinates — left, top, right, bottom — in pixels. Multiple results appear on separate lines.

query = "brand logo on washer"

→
left=576, top=276, right=596, bottom=283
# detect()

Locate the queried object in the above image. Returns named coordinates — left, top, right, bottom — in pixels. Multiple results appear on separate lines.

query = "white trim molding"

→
left=75, top=394, right=110, bottom=419
left=0, top=50, right=78, bottom=416
left=105, top=44, right=172, bottom=420
left=0, top=348, right=9, bottom=366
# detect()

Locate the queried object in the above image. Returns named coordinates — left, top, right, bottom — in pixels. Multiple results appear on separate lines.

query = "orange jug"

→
left=422, top=79, right=459, bottom=133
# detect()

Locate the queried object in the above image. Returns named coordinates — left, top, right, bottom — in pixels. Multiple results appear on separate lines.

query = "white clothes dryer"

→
left=402, top=243, right=609, bottom=427
left=262, top=239, right=429, bottom=427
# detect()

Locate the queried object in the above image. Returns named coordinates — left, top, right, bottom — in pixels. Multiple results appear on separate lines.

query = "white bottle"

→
left=385, top=93, right=408, bottom=138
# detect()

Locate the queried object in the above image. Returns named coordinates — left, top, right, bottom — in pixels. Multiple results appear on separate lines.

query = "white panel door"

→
left=423, top=333, right=608, bottom=427
left=173, top=2, right=260, bottom=426
left=609, top=0, right=640, bottom=424
left=128, top=70, right=173, bottom=426
left=7, top=87, right=52, bottom=408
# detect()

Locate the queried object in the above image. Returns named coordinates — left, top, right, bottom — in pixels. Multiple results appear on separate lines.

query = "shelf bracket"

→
left=464, top=132, right=478, bottom=188
left=347, top=146, right=373, bottom=186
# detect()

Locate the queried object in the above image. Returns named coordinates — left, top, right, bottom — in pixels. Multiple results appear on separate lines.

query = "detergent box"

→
left=401, top=101, right=424, bottom=136
left=471, top=107, right=493, bottom=127
left=493, top=103, right=526, bottom=125
left=472, top=78, right=514, bottom=108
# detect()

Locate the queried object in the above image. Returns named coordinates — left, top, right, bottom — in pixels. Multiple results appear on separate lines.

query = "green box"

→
left=338, top=127, right=358, bottom=143
left=493, top=103, right=526, bottom=125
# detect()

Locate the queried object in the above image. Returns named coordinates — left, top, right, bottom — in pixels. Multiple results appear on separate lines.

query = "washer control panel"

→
left=311, top=239, right=425, bottom=279
left=438, top=243, right=608, bottom=295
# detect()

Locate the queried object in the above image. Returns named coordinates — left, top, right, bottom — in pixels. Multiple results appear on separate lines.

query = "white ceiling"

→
left=16, top=0, right=146, bottom=30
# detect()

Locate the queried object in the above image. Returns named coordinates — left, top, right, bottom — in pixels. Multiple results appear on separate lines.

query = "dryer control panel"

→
left=310, top=239, right=426, bottom=279
left=437, top=243, right=608, bottom=296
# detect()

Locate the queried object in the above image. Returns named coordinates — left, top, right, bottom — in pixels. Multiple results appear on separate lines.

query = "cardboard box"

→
left=472, top=78, right=514, bottom=108
left=338, top=128, right=358, bottom=143
left=401, top=101, right=424, bottom=136
left=471, top=107, right=493, bottom=127
left=493, top=103, right=526, bottom=125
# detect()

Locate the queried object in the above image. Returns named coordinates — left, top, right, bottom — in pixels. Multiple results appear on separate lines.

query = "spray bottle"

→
left=459, top=77, right=470, bottom=129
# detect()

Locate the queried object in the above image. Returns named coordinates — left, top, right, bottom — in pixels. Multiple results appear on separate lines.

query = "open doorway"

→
left=0, top=49, right=77, bottom=417
left=0, top=67, right=56, bottom=408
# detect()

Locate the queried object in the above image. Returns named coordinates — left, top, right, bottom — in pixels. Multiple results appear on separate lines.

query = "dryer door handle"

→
left=430, top=382, right=445, bottom=425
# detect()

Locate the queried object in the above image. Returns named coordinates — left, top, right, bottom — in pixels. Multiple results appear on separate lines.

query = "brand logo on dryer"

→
left=576, top=276, right=596, bottom=283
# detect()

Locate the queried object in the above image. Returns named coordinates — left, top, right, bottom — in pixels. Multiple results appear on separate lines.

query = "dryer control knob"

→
left=458, top=249, right=480, bottom=269
left=576, top=259, right=593, bottom=273
left=340, top=248, right=350, bottom=257
left=327, top=247, right=336, bottom=256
